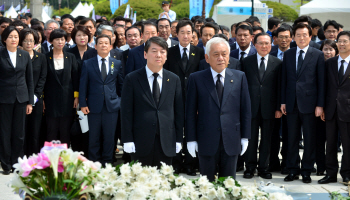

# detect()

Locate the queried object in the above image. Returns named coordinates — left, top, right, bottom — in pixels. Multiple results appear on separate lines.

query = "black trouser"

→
left=172, top=134, right=197, bottom=171
left=71, top=132, right=89, bottom=158
left=245, top=108, right=274, bottom=172
left=131, top=134, right=172, bottom=168
left=46, top=115, right=74, bottom=145
left=24, top=99, right=43, bottom=156
left=315, top=117, right=326, bottom=172
left=269, top=117, right=282, bottom=170
left=326, top=112, right=350, bottom=178
left=286, top=103, right=316, bottom=176
left=0, top=100, right=26, bottom=171
left=199, top=134, right=237, bottom=182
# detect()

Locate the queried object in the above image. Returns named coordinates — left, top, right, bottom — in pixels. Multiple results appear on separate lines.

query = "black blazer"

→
left=41, top=41, right=69, bottom=54
left=324, top=56, right=350, bottom=122
left=242, top=54, right=282, bottom=119
left=121, top=67, right=184, bottom=157
left=271, top=45, right=279, bottom=53
left=66, top=45, right=93, bottom=68
left=170, top=39, right=179, bottom=47
left=281, top=47, right=325, bottom=114
left=125, top=44, right=146, bottom=75
left=122, top=49, right=129, bottom=74
left=230, top=45, right=257, bottom=59
left=31, top=51, right=47, bottom=100
left=290, top=40, right=321, bottom=49
left=270, top=50, right=278, bottom=57
left=44, top=51, right=79, bottom=118
left=199, top=57, right=241, bottom=71
left=0, top=48, right=34, bottom=104
left=164, top=44, right=205, bottom=103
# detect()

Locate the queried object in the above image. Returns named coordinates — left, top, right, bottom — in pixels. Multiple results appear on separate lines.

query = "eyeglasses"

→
left=325, top=30, right=338, bottom=34
left=23, top=40, right=34, bottom=44
left=338, top=40, right=349, bottom=45
left=256, top=42, right=271, bottom=46
left=278, top=36, right=290, bottom=40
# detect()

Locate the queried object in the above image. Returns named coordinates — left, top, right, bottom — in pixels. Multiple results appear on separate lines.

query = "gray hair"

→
left=96, top=25, right=114, bottom=36
left=205, top=37, right=230, bottom=57
left=44, top=20, right=60, bottom=30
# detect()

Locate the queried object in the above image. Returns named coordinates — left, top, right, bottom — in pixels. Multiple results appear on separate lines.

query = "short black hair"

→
left=1, top=26, right=20, bottom=46
left=193, top=29, right=200, bottom=38
left=236, top=21, right=252, bottom=28
left=320, top=39, right=338, bottom=55
left=252, top=26, right=264, bottom=33
left=141, top=21, right=157, bottom=34
left=171, top=20, right=178, bottom=26
left=271, top=30, right=277, bottom=37
left=323, top=20, right=339, bottom=31
left=190, top=15, right=201, bottom=23
left=30, top=18, right=41, bottom=26
left=71, top=25, right=91, bottom=45
left=220, top=25, right=230, bottom=33
left=61, top=14, right=75, bottom=24
left=113, top=16, right=126, bottom=25
left=125, top=18, right=133, bottom=24
left=205, top=18, right=215, bottom=23
left=293, top=23, right=312, bottom=36
left=31, top=24, right=45, bottom=43
left=254, top=32, right=272, bottom=44
left=276, top=25, right=293, bottom=37
left=268, top=17, right=281, bottom=30
left=25, top=13, right=32, bottom=18
left=182, top=17, right=190, bottom=21
left=79, top=18, right=96, bottom=27
left=49, top=29, right=67, bottom=42
left=235, top=24, right=253, bottom=35
left=176, top=20, right=193, bottom=34
left=212, top=33, right=229, bottom=42
left=134, top=21, right=143, bottom=27
left=19, top=28, right=39, bottom=46
left=20, top=16, right=28, bottom=20
left=96, top=34, right=111, bottom=45
left=125, top=26, right=141, bottom=38
left=293, top=15, right=312, bottom=26
left=157, top=18, right=171, bottom=27
left=0, top=17, right=11, bottom=25
left=244, top=18, right=254, bottom=26
left=10, top=20, right=28, bottom=28
left=311, top=19, right=322, bottom=28
left=147, top=18, right=158, bottom=24
left=144, top=36, right=168, bottom=53
left=338, top=23, right=344, bottom=29
left=200, top=22, right=219, bottom=36
left=194, top=18, right=205, bottom=25
left=249, top=16, right=261, bottom=24
left=337, top=31, right=350, bottom=41
left=317, top=27, right=325, bottom=40
left=230, top=23, right=237, bottom=31
left=96, top=18, right=107, bottom=24
left=74, top=16, right=86, bottom=25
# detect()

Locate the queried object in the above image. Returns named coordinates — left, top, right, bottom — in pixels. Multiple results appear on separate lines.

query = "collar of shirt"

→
left=210, top=67, right=226, bottom=87
left=338, top=55, right=350, bottom=73
left=46, top=41, right=51, bottom=51
left=120, top=44, right=130, bottom=51
left=257, top=53, right=269, bottom=67
left=179, top=43, right=191, bottom=58
left=66, top=39, right=74, bottom=46
left=297, top=45, right=309, bottom=59
left=97, top=54, right=110, bottom=74
left=7, top=50, right=16, bottom=68
left=166, top=38, right=172, bottom=48
left=145, top=65, right=163, bottom=92
left=239, top=45, right=251, bottom=57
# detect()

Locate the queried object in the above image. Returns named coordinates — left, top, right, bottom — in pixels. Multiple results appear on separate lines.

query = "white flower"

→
left=112, top=190, right=128, bottom=200
left=223, top=177, right=236, bottom=188
left=199, top=195, right=209, bottom=200
left=179, top=185, right=191, bottom=198
left=44, top=148, right=63, bottom=178
left=216, top=187, right=226, bottom=199
left=104, top=182, right=117, bottom=196
left=12, top=155, right=28, bottom=175
left=129, top=187, right=148, bottom=200
left=268, top=193, right=293, bottom=200
left=113, top=179, right=126, bottom=188
left=131, top=162, right=143, bottom=175
left=160, top=162, right=173, bottom=176
left=119, top=164, right=131, bottom=175
left=100, top=194, right=110, bottom=200
left=196, top=175, right=210, bottom=186
left=136, top=172, right=149, bottom=183
left=60, top=149, right=82, bottom=166
left=7, top=173, right=34, bottom=196
left=231, top=186, right=241, bottom=197
left=241, top=186, right=255, bottom=199
left=175, top=176, right=187, bottom=186
left=257, top=196, right=268, bottom=200
left=200, top=182, right=213, bottom=194
left=155, top=190, right=170, bottom=200
left=75, top=169, right=87, bottom=181
left=169, top=190, right=181, bottom=200
left=207, top=188, right=217, bottom=199
left=189, top=191, right=200, bottom=200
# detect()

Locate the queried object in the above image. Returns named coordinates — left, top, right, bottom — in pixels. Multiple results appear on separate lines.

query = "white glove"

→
left=176, top=142, right=182, bottom=153
left=123, top=142, right=136, bottom=153
left=240, top=138, right=249, bottom=156
left=187, top=141, right=198, bottom=158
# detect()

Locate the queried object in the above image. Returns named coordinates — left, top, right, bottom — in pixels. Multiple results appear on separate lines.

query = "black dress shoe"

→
left=258, top=171, right=272, bottom=179
left=343, top=177, right=350, bottom=185
left=267, top=165, right=281, bottom=172
left=302, top=175, right=312, bottom=183
left=185, top=168, right=196, bottom=176
left=2, top=170, right=11, bottom=175
left=284, top=174, right=299, bottom=181
left=281, top=167, right=289, bottom=175
left=236, top=165, right=244, bottom=172
left=243, top=169, right=255, bottom=179
left=316, top=171, right=325, bottom=176
left=318, top=176, right=337, bottom=184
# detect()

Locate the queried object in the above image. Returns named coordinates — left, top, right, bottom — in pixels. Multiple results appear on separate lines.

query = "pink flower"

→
left=58, top=158, right=64, bottom=173
left=77, top=155, right=87, bottom=162
left=21, top=153, right=51, bottom=177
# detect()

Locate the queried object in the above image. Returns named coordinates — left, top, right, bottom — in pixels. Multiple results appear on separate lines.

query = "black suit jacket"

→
left=122, top=49, right=129, bottom=74
left=199, top=57, right=241, bottom=71
left=121, top=67, right=184, bottom=157
left=31, top=51, right=47, bottom=100
left=164, top=44, right=205, bottom=103
left=0, top=48, right=34, bottom=104
left=271, top=45, right=279, bottom=53
left=270, top=50, right=278, bottom=57
left=125, top=44, right=146, bottom=75
left=290, top=40, right=321, bottom=49
left=82, top=48, right=124, bottom=69
left=230, top=45, right=257, bottom=59
left=324, top=56, right=350, bottom=122
left=44, top=51, right=79, bottom=118
left=170, top=39, right=179, bottom=47
left=242, top=54, right=282, bottom=119
left=281, top=47, right=325, bottom=113
left=67, top=45, right=93, bottom=68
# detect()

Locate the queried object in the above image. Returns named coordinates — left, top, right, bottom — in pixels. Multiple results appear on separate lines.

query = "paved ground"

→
left=1, top=148, right=349, bottom=200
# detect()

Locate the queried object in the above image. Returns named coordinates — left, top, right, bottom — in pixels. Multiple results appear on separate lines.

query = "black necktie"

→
left=66, top=43, right=71, bottom=48
left=240, top=52, right=246, bottom=62
left=297, top=50, right=304, bottom=75
left=259, top=57, right=266, bottom=81
left=101, top=58, right=107, bottom=81
left=152, top=73, right=160, bottom=106
left=182, top=48, right=188, bottom=70
left=216, top=74, right=224, bottom=105
left=49, top=44, right=53, bottom=51
left=339, top=60, right=345, bottom=84
left=280, top=52, right=284, bottom=61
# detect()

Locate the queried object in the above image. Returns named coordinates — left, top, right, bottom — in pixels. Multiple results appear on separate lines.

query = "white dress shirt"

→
left=158, top=9, right=176, bottom=22
left=45, top=40, right=52, bottom=52
left=146, top=65, right=163, bottom=93
left=296, top=45, right=309, bottom=70
left=166, top=38, right=172, bottom=48
left=97, top=54, right=109, bottom=74
left=211, top=67, right=226, bottom=87
left=257, top=53, right=269, bottom=70
left=8, top=50, right=16, bottom=68
left=179, top=43, right=190, bottom=59
left=238, top=45, right=251, bottom=60
left=66, top=39, right=74, bottom=47
left=338, top=54, right=350, bottom=75
left=277, top=48, right=285, bottom=61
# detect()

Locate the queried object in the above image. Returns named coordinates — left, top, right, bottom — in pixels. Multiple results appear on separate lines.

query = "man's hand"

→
left=176, top=143, right=182, bottom=153
left=280, top=104, right=287, bottom=115
left=81, top=107, right=90, bottom=115
left=26, top=104, right=33, bottom=115
left=240, top=138, right=248, bottom=155
left=187, top=141, right=198, bottom=158
left=73, top=97, right=79, bottom=108
left=321, top=112, right=325, bottom=122
left=315, top=106, right=323, bottom=117
left=123, top=142, right=136, bottom=153
left=275, top=111, right=282, bottom=118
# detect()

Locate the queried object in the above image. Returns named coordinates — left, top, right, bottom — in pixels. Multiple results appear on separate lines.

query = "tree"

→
left=112, top=0, right=163, bottom=21
left=94, top=1, right=113, bottom=19
left=171, top=2, right=189, bottom=19
left=52, top=7, right=72, bottom=17
left=262, top=1, right=299, bottom=22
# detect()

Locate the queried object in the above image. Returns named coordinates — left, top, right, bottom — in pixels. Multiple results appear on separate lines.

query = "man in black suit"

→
left=230, top=25, right=257, bottom=61
left=290, top=16, right=321, bottom=49
left=157, top=18, right=178, bottom=48
left=125, top=21, right=158, bottom=75
left=242, top=33, right=283, bottom=179
left=197, top=22, right=219, bottom=51
left=122, top=26, right=142, bottom=72
left=319, top=31, right=350, bottom=184
left=121, top=37, right=184, bottom=168
left=42, top=20, right=61, bottom=54
left=322, top=20, right=340, bottom=43
left=281, top=23, right=325, bottom=183
left=186, top=37, right=251, bottom=181
left=164, top=20, right=205, bottom=175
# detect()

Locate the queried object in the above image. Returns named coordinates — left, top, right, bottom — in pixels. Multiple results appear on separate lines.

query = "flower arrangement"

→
left=7, top=142, right=101, bottom=200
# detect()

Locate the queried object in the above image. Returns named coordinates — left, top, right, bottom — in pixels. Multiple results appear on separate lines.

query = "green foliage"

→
left=52, top=7, right=72, bottom=17
left=171, top=2, right=189, bottom=19
left=94, top=1, right=113, bottom=19
left=209, top=0, right=221, bottom=17
left=262, top=1, right=299, bottom=22
left=112, top=0, right=163, bottom=21
left=292, top=0, right=311, bottom=11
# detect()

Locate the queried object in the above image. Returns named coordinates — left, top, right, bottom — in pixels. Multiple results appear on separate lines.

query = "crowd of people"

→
left=0, top=0, right=349, bottom=187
